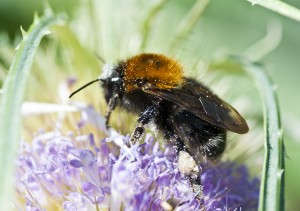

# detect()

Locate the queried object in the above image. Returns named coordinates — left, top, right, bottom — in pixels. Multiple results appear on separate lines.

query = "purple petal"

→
left=70, top=159, right=83, bottom=168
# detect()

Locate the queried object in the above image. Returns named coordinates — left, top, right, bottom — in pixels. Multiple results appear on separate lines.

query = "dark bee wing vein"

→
left=198, top=96, right=208, bottom=115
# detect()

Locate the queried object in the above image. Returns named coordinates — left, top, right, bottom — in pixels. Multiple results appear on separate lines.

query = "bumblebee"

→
left=69, top=53, right=249, bottom=200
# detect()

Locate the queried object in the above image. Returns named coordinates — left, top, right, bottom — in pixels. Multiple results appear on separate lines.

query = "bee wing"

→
left=144, top=80, right=249, bottom=134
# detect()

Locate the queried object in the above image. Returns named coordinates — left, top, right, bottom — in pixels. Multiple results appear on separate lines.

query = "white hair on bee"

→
left=111, top=77, right=120, bottom=82
left=99, top=63, right=114, bottom=80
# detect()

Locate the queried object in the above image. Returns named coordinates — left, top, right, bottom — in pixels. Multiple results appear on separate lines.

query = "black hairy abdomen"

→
left=153, top=103, right=226, bottom=161
left=172, top=110, right=226, bottom=160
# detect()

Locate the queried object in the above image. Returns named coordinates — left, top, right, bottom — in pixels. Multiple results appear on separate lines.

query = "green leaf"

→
left=0, top=14, right=62, bottom=210
left=211, top=57, right=285, bottom=211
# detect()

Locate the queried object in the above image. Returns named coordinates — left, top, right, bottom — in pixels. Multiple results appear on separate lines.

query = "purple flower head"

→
left=15, top=107, right=259, bottom=210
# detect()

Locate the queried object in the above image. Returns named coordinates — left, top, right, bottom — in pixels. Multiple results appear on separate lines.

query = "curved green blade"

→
left=0, top=13, right=62, bottom=210
left=211, top=57, right=285, bottom=211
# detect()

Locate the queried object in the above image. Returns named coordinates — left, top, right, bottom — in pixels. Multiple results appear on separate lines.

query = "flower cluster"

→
left=15, top=108, right=259, bottom=211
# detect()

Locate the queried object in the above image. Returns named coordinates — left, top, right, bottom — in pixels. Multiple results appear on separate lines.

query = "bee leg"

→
left=178, top=150, right=203, bottom=201
left=130, top=123, right=145, bottom=145
left=168, top=124, right=205, bottom=206
left=105, top=94, right=118, bottom=128
left=189, top=174, right=205, bottom=210
left=168, top=134, right=183, bottom=152
left=173, top=140, right=204, bottom=208
left=130, top=105, right=158, bottom=145
left=189, top=171, right=204, bottom=205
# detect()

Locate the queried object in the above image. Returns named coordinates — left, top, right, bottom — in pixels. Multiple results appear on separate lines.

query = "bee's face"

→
left=100, top=64, right=122, bottom=103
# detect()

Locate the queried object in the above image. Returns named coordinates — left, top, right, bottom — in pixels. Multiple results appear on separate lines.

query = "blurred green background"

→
left=1, top=0, right=299, bottom=210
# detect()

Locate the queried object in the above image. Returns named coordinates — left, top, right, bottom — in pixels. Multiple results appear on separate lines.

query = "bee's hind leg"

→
left=177, top=150, right=204, bottom=204
left=169, top=135, right=205, bottom=209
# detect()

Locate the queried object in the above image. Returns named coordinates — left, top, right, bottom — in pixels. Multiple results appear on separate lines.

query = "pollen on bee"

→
left=123, top=53, right=184, bottom=91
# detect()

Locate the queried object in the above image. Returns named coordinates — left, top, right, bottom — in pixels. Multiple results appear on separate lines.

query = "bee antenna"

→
left=69, top=78, right=101, bottom=98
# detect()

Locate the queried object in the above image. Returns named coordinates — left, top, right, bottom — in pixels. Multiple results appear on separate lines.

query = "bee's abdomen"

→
left=171, top=110, right=227, bottom=160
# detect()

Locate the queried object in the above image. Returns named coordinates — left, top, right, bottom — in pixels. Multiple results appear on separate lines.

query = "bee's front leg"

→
left=105, top=94, right=118, bottom=128
left=130, top=105, right=158, bottom=145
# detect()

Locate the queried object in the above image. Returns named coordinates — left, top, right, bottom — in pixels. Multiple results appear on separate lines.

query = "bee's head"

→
left=69, top=53, right=184, bottom=100
left=69, top=63, right=122, bottom=103
left=99, top=63, right=123, bottom=103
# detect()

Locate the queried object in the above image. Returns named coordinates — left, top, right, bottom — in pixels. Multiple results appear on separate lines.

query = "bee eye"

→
left=136, top=79, right=145, bottom=87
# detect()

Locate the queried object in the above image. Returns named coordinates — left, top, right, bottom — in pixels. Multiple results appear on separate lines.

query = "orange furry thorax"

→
left=122, top=53, right=184, bottom=92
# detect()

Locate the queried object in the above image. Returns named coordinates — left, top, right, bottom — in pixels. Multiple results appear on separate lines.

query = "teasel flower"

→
left=15, top=102, right=259, bottom=211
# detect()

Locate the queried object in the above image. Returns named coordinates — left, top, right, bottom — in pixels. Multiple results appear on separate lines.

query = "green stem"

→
left=243, top=60, right=284, bottom=211
left=0, top=14, right=61, bottom=210
left=212, top=57, right=284, bottom=211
